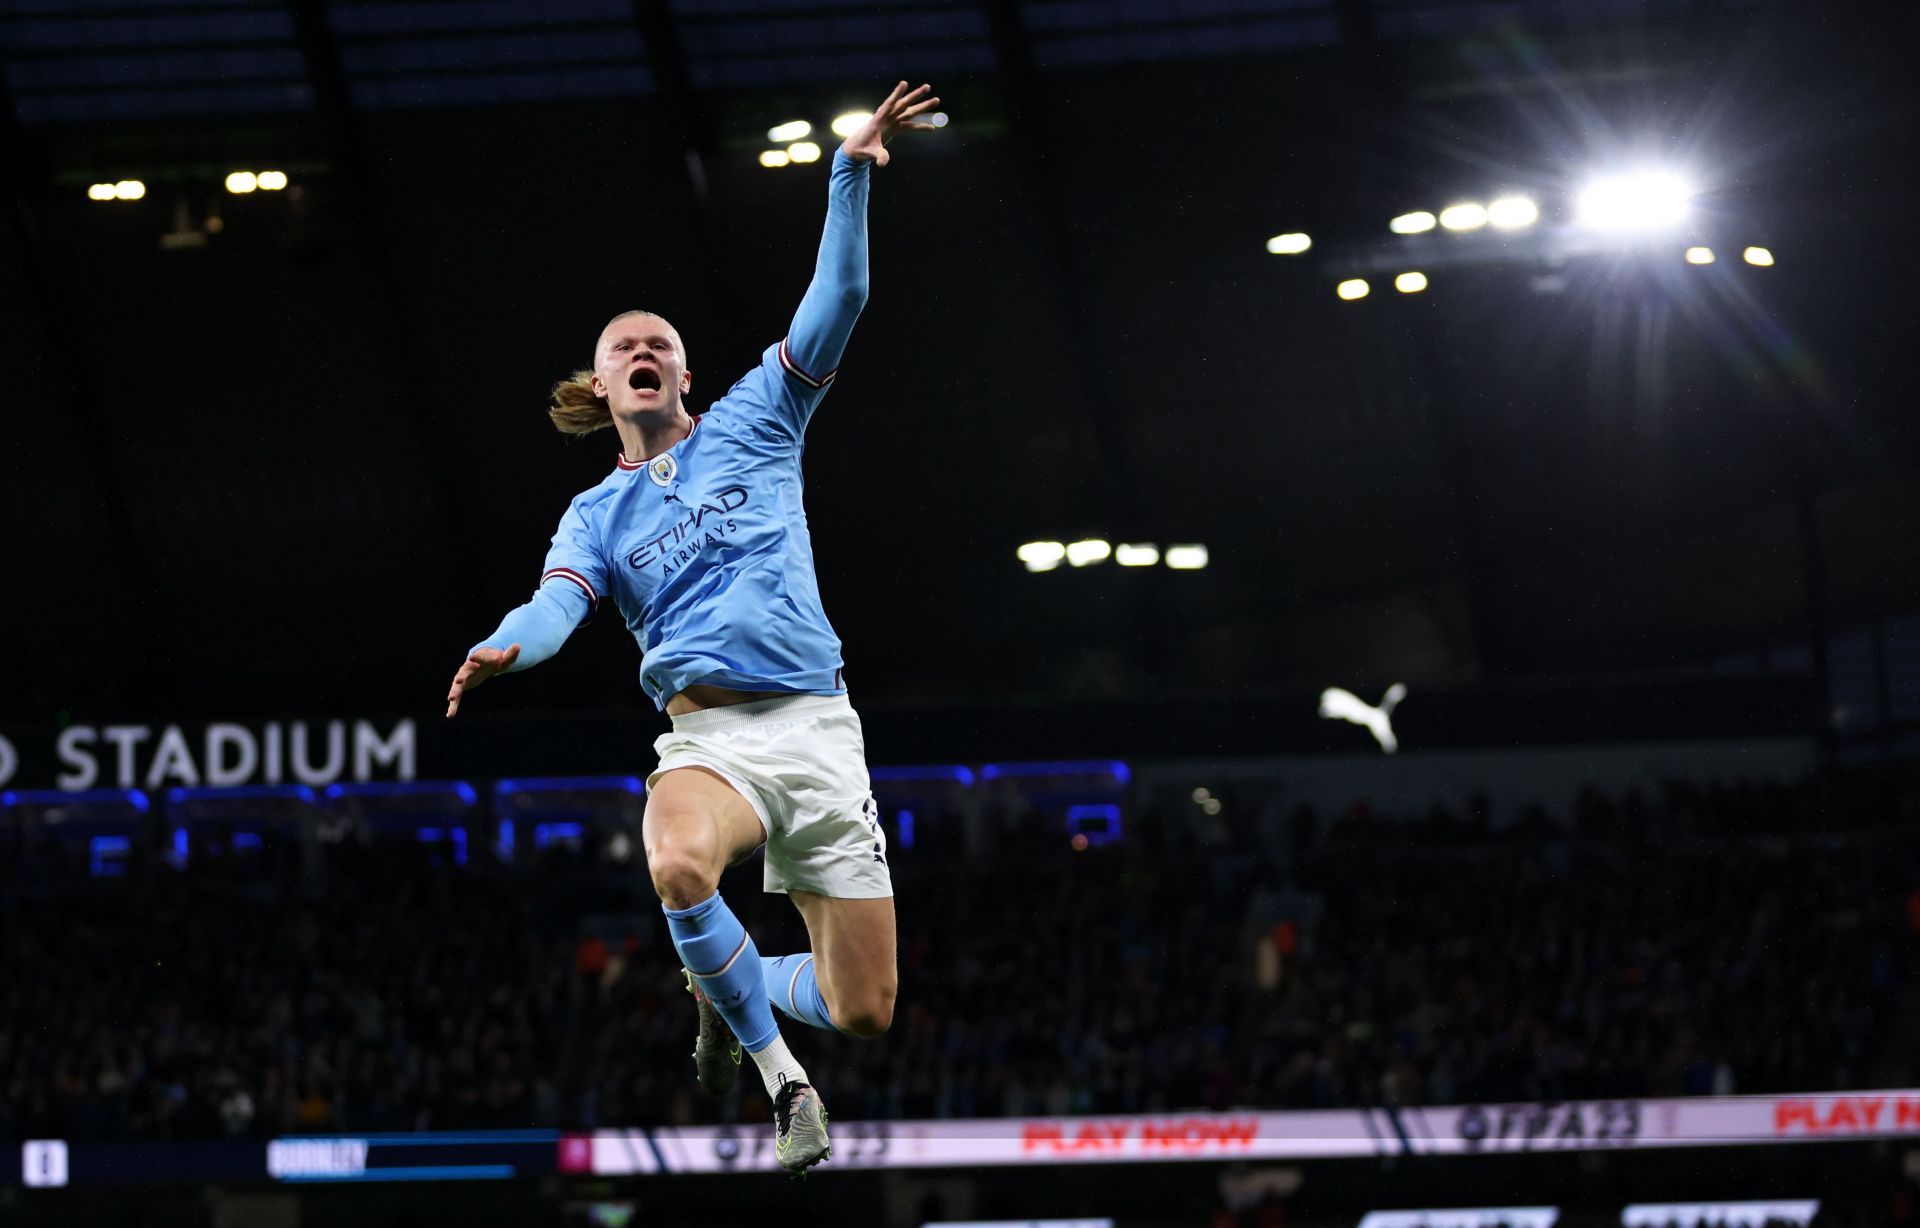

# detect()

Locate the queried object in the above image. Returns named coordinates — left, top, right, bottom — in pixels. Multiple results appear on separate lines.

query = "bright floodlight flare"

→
left=1395, top=271, right=1428, bottom=294
left=1686, top=246, right=1715, bottom=265
left=1336, top=278, right=1370, bottom=301
left=1574, top=170, right=1692, bottom=231
left=225, top=171, right=258, bottom=194
left=830, top=110, right=872, bottom=138
left=787, top=141, right=822, bottom=164
left=1165, top=544, right=1209, bottom=570
left=1744, top=246, right=1775, bottom=267
left=1016, top=541, right=1066, bottom=572
left=758, top=149, right=791, bottom=169
left=1066, top=539, right=1112, bottom=567
left=1486, top=195, right=1539, bottom=229
left=1266, top=232, right=1311, bottom=255
left=1390, top=210, right=1436, bottom=234
left=87, top=182, right=117, bottom=201
left=767, top=119, right=811, bottom=143
left=929, top=111, right=949, bottom=128
left=257, top=170, right=288, bottom=191
left=1115, top=543, right=1160, bottom=567
left=113, top=179, right=145, bottom=200
left=1438, top=202, right=1488, bottom=231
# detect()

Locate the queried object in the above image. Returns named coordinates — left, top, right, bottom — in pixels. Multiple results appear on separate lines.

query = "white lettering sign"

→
left=51, top=721, right=416, bottom=791
left=266, top=1138, right=370, bottom=1179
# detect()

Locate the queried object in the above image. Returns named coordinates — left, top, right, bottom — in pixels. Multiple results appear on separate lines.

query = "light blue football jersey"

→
left=540, top=342, right=845, bottom=709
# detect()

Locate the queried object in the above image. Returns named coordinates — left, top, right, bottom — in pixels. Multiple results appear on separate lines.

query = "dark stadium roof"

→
left=1, top=0, right=1915, bottom=727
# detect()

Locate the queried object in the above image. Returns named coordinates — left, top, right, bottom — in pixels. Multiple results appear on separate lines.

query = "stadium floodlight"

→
left=767, top=119, right=811, bottom=143
left=87, top=183, right=117, bottom=201
left=1066, top=539, right=1112, bottom=567
left=758, top=150, right=791, bottom=169
left=1574, top=170, right=1692, bottom=231
left=1266, top=232, right=1311, bottom=255
left=1115, top=543, right=1160, bottom=567
left=1390, top=210, right=1436, bottom=234
left=114, top=179, right=145, bottom=200
left=1336, top=278, right=1370, bottom=301
left=1744, top=245, right=1775, bottom=267
left=257, top=170, right=288, bottom=191
left=1438, top=202, right=1488, bottom=231
left=225, top=171, right=258, bottom=194
left=787, top=141, right=822, bottom=164
left=1486, top=195, right=1539, bottom=229
left=1395, top=271, right=1428, bottom=294
left=1164, top=544, right=1208, bottom=570
left=1686, top=246, right=1715, bottom=265
left=1016, top=541, right=1066, bottom=572
left=830, top=110, right=872, bottom=138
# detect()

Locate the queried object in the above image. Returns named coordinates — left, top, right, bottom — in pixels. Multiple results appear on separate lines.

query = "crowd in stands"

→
left=0, top=771, right=1915, bottom=1141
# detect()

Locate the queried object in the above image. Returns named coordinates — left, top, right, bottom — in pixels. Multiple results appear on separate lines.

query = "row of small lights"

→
left=1016, top=540, right=1209, bottom=573
left=87, top=169, right=290, bottom=202
left=757, top=111, right=949, bottom=169
left=1328, top=246, right=1776, bottom=301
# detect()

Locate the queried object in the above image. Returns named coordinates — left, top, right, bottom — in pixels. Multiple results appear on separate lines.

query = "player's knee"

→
left=837, top=989, right=896, bottom=1038
left=646, top=845, right=718, bottom=911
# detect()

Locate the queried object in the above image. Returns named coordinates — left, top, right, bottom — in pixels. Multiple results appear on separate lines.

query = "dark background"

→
left=3, top=0, right=1916, bottom=740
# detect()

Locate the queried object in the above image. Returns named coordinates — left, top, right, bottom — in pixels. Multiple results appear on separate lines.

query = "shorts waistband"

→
left=667, top=692, right=850, bottom=735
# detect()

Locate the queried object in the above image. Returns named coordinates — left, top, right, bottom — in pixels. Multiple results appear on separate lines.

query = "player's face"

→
left=591, top=314, right=691, bottom=418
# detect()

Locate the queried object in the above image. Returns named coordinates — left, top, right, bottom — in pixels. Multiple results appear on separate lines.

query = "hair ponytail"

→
left=548, top=369, right=613, bottom=436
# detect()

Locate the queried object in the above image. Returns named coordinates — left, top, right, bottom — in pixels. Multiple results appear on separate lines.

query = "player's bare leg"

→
left=788, top=891, right=898, bottom=1038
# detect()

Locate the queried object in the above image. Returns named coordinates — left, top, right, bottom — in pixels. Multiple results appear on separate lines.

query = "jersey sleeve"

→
left=728, top=150, right=871, bottom=445
left=468, top=498, right=607, bottom=672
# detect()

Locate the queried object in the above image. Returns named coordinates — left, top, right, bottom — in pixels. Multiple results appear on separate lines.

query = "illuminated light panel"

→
left=1744, top=246, right=1775, bottom=267
left=1336, top=279, right=1370, bottom=301
left=1438, top=202, right=1488, bottom=231
left=1395, top=271, right=1428, bottom=294
left=767, top=120, right=811, bottom=142
left=87, top=183, right=117, bottom=201
left=1115, top=543, right=1160, bottom=567
left=113, top=179, right=145, bottom=200
left=757, top=150, right=791, bottom=169
left=1165, top=544, right=1209, bottom=570
left=830, top=110, right=872, bottom=138
left=787, top=141, right=822, bottom=164
left=1574, top=170, right=1692, bottom=231
left=257, top=170, right=288, bottom=191
left=1390, top=210, right=1436, bottom=234
left=1065, top=539, right=1112, bottom=567
left=1016, top=541, right=1066, bottom=572
left=225, top=171, right=258, bottom=194
left=1266, top=232, right=1311, bottom=255
left=1685, top=246, right=1715, bottom=265
left=1486, top=195, right=1539, bottom=229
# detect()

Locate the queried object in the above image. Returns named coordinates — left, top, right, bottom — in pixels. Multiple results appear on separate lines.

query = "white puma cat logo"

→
left=1318, top=683, right=1407, bottom=754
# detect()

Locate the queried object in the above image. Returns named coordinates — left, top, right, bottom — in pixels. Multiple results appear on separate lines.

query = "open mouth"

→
left=628, top=367, right=662, bottom=393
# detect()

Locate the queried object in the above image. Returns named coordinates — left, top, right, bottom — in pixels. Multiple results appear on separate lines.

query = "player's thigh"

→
left=643, top=766, right=767, bottom=902
left=790, top=890, right=897, bottom=1035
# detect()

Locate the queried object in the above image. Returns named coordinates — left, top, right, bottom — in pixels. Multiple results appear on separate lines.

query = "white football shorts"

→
left=648, top=693, right=892, bottom=899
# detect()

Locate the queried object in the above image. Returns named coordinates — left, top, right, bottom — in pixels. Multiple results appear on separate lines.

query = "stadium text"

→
left=1773, top=1094, right=1920, bottom=1136
left=1454, top=1100, right=1642, bottom=1151
left=51, top=720, right=416, bottom=791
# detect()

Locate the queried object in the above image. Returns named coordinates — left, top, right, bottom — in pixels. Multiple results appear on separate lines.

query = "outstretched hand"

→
left=840, top=81, right=941, bottom=167
left=445, top=644, right=520, bottom=718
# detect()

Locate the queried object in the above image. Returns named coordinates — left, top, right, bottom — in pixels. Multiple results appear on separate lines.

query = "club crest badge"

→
left=647, top=454, right=678, bottom=487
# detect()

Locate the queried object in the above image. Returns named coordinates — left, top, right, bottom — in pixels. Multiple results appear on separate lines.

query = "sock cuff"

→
left=661, top=892, right=720, bottom=923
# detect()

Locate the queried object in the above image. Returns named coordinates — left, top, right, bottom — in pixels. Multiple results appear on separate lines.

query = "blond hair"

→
left=548, top=309, right=680, bottom=437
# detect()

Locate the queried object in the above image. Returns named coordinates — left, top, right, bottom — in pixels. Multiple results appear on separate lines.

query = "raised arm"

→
left=780, top=81, right=940, bottom=387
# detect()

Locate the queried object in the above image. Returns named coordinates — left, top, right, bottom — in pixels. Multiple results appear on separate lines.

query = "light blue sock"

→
left=663, top=893, right=780, bottom=1053
left=761, top=953, right=837, bottom=1033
